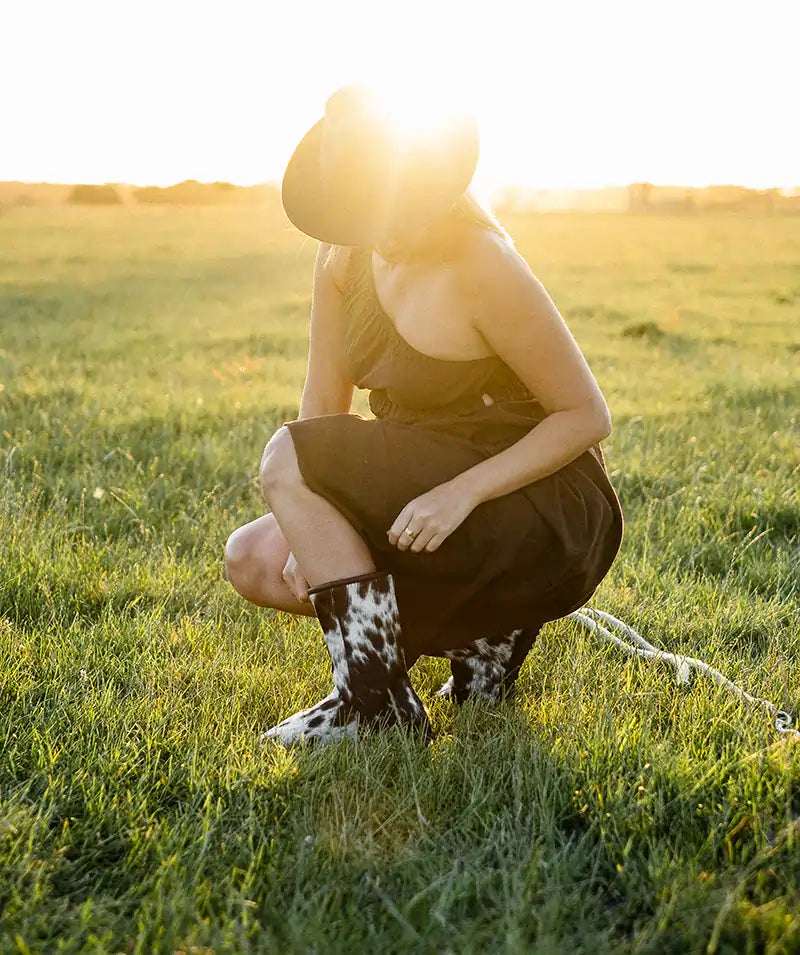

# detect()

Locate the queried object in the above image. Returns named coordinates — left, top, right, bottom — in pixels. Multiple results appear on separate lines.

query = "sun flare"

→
left=367, top=80, right=473, bottom=143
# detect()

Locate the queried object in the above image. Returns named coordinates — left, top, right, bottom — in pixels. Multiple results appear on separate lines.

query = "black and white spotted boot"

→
left=435, top=627, right=540, bottom=704
left=262, top=571, right=431, bottom=744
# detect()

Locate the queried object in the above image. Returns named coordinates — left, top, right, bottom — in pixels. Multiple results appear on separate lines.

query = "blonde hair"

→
left=376, top=189, right=511, bottom=264
left=325, top=189, right=512, bottom=271
left=447, top=190, right=511, bottom=243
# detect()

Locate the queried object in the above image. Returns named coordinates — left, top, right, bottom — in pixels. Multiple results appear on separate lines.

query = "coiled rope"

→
left=568, top=606, right=800, bottom=740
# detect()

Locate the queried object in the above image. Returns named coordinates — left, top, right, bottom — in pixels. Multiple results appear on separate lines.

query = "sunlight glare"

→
left=369, top=79, right=473, bottom=146
left=1, top=0, right=798, bottom=189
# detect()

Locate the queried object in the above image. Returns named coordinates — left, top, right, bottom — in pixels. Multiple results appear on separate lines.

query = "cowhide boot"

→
left=435, top=626, right=540, bottom=704
left=262, top=571, right=431, bottom=744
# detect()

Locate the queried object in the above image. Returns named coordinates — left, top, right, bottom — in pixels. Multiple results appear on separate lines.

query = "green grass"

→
left=1, top=205, right=799, bottom=954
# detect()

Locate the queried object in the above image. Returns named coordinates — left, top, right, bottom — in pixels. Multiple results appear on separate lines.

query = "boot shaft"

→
left=309, top=571, right=429, bottom=730
left=439, top=627, right=540, bottom=704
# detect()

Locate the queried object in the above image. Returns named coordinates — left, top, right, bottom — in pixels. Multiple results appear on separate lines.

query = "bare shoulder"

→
left=453, top=229, right=607, bottom=423
left=315, top=243, right=352, bottom=292
left=456, top=230, right=552, bottom=320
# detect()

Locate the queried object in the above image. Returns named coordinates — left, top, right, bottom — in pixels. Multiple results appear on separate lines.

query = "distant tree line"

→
left=64, top=180, right=279, bottom=206
left=495, top=183, right=800, bottom=215
left=628, top=182, right=800, bottom=214
left=68, top=184, right=122, bottom=205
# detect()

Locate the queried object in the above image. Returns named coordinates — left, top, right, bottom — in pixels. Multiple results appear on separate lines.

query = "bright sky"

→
left=3, top=0, right=798, bottom=191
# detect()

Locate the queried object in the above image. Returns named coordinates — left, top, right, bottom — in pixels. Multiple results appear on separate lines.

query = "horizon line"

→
left=2, top=177, right=799, bottom=194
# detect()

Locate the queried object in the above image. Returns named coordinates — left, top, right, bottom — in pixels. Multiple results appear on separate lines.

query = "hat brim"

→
left=281, top=115, right=479, bottom=247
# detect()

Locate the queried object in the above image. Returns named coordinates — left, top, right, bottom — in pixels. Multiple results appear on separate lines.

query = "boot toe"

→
left=261, top=691, right=357, bottom=745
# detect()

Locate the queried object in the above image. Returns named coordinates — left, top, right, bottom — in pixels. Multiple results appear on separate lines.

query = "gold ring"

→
left=402, top=527, right=419, bottom=540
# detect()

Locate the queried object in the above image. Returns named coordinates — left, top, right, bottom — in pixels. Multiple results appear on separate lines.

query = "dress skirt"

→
left=285, top=397, right=623, bottom=664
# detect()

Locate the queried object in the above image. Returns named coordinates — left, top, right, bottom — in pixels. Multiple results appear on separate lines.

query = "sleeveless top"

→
left=341, top=247, right=539, bottom=424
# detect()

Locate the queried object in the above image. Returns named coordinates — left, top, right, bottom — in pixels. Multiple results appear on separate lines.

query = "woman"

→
left=225, top=85, right=623, bottom=744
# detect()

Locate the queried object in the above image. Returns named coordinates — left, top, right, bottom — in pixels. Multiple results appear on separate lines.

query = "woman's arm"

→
left=297, top=244, right=355, bottom=420
left=388, top=234, right=612, bottom=553
left=451, top=235, right=611, bottom=507
left=279, top=244, right=355, bottom=600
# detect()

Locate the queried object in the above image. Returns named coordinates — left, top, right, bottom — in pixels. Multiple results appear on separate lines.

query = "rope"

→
left=567, top=606, right=800, bottom=740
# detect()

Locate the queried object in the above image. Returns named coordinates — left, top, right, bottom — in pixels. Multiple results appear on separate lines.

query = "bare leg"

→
left=259, top=427, right=376, bottom=587
left=252, top=429, right=430, bottom=745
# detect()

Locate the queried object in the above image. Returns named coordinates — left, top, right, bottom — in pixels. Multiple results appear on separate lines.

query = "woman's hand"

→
left=387, top=483, right=475, bottom=554
left=282, top=551, right=311, bottom=603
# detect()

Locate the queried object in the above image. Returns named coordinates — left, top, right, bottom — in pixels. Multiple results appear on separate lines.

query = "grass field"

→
left=1, top=205, right=799, bottom=954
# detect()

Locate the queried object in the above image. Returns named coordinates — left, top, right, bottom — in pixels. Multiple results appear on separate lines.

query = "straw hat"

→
left=281, top=85, right=479, bottom=246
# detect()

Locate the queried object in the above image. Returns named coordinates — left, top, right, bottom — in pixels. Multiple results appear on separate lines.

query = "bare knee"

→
left=224, top=524, right=260, bottom=599
left=225, top=519, right=287, bottom=605
left=259, top=426, right=303, bottom=505
left=224, top=515, right=296, bottom=609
